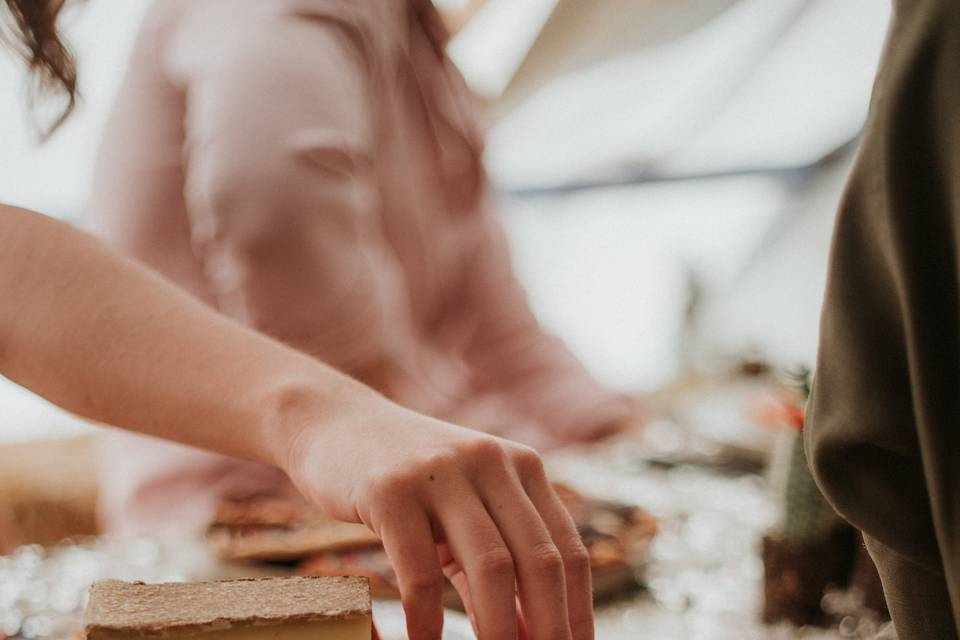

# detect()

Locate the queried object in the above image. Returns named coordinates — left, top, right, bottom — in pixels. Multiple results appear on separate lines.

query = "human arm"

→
left=0, top=204, right=365, bottom=468
left=0, top=205, right=594, bottom=640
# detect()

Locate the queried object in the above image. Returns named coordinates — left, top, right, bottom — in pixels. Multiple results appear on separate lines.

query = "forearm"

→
left=0, top=206, right=382, bottom=469
left=0, top=210, right=597, bottom=638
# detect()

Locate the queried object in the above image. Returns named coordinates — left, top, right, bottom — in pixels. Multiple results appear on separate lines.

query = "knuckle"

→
left=511, top=445, right=546, bottom=477
left=530, top=541, right=564, bottom=575
left=562, top=538, right=592, bottom=575
left=465, top=438, right=508, bottom=467
left=369, top=468, right=417, bottom=501
left=422, top=450, right=458, bottom=474
left=477, top=546, right=515, bottom=580
left=404, top=570, right=445, bottom=599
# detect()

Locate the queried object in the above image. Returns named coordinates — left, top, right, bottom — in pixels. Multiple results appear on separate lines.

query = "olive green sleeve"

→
left=806, top=1, right=960, bottom=636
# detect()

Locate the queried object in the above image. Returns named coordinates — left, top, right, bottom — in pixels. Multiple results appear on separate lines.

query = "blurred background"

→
left=0, top=1, right=900, bottom=637
left=0, top=0, right=891, bottom=443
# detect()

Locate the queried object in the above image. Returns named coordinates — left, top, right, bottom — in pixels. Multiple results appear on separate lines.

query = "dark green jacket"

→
left=807, top=1, right=960, bottom=636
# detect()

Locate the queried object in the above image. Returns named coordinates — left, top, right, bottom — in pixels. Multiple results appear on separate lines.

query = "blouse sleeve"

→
left=169, top=6, right=388, bottom=371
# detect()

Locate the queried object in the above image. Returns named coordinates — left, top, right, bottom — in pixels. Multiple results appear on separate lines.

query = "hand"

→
left=530, top=394, right=650, bottom=451
left=284, top=401, right=594, bottom=640
left=0, top=501, right=20, bottom=555
left=586, top=397, right=650, bottom=442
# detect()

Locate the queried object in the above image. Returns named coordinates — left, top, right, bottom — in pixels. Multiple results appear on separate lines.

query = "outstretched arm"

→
left=0, top=205, right=595, bottom=640
left=0, top=204, right=357, bottom=465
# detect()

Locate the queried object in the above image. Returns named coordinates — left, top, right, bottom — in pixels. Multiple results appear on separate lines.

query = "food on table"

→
left=207, top=497, right=380, bottom=562
left=83, top=576, right=371, bottom=640
left=205, top=485, right=657, bottom=607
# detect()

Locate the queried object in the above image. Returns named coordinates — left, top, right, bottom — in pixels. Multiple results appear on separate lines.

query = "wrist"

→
left=256, top=375, right=364, bottom=471
left=255, top=372, right=393, bottom=507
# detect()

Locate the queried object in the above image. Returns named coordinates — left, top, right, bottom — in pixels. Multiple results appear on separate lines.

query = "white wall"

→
left=0, top=1, right=890, bottom=442
left=0, top=0, right=152, bottom=216
left=0, top=1, right=152, bottom=442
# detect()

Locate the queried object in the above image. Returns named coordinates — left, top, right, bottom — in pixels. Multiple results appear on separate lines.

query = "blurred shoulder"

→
left=152, top=0, right=275, bottom=84
left=157, top=0, right=388, bottom=82
left=157, top=0, right=397, bottom=45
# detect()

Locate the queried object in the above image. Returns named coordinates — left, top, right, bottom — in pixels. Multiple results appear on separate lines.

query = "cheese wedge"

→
left=84, top=577, right=371, bottom=640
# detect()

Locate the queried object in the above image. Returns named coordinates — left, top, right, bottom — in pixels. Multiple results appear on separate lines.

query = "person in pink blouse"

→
left=89, top=0, right=638, bottom=534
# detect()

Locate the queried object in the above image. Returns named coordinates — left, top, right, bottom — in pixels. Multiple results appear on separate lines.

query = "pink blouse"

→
left=89, top=0, right=629, bottom=534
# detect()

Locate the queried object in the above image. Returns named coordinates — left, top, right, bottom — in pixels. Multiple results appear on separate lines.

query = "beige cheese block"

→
left=84, top=577, right=371, bottom=640
left=87, top=619, right=371, bottom=640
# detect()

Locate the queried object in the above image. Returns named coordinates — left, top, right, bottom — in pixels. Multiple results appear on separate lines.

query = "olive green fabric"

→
left=865, top=535, right=954, bottom=639
left=806, top=0, right=960, bottom=637
left=876, top=621, right=900, bottom=640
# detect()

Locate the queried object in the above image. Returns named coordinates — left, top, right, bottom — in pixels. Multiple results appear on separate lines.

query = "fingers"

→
left=476, top=468, right=572, bottom=640
left=437, top=543, right=477, bottom=634
left=433, top=485, right=518, bottom=640
left=352, top=425, right=595, bottom=640
left=378, top=506, right=445, bottom=640
left=440, top=544, right=531, bottom=640
left=513, top=451, right=595, bottom=640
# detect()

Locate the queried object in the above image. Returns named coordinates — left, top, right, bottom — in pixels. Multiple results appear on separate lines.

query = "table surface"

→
left=0, top=379, right=887, bottom=640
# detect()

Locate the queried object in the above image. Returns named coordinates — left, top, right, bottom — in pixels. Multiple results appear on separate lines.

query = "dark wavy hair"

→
left=2, top=0, right=78, bottom=139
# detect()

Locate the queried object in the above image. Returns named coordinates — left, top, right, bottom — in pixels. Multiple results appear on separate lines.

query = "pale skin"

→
left=0, top=205, right=594, bottom=640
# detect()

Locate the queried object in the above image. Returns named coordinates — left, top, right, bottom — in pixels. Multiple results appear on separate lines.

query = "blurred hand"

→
left=594, top=395, right=651, bottom=440
left=284, top=402, right=594, bottom=640
left=0, top=501, right=20, bottom=555
left=530, top=394, right=651, bottom=451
